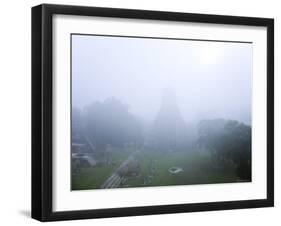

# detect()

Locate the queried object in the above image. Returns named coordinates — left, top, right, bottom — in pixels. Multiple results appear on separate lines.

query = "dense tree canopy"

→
left=198, top=119, right=251, bottom=180
left=80, top=97, right=143, bottom=150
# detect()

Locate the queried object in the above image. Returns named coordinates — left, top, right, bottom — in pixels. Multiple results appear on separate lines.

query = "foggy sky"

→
left=72, top=34, right=252, bottom=125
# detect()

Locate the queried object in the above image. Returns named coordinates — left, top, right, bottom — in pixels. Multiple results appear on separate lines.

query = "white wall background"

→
left=0, top=0, right=278, bottom=225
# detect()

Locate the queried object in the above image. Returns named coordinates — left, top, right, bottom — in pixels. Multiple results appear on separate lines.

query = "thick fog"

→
left=72, top=34, right=252, bottom=125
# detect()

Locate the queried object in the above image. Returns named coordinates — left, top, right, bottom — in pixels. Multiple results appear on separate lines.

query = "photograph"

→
left=30, top=3, right=274, bottom=221
left=71, top=34, right=252, bottom=190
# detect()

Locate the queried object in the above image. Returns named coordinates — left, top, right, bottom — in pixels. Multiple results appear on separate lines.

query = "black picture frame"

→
left=32, top=3, right=274, bottom=222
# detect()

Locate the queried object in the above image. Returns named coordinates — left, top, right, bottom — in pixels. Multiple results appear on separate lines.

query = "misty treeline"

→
left=73, top=98, right=143, bottom=148
left=197, top=119, right=251, bottom=180
left=72, top=97, right=251, bottom=180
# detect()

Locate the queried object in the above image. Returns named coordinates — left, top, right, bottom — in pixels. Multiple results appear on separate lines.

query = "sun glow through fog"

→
left=196, top=42, right=222, bottom=65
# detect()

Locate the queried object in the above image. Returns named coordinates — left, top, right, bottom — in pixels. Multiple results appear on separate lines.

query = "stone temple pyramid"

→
left=152, top=87, right=187, bottom=150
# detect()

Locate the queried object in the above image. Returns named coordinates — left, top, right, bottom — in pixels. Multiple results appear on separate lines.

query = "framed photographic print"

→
left=32, top=4, right=274, bottom=221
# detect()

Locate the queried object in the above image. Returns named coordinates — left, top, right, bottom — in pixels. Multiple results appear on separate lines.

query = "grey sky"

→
left=72, top=34, right=252, bottom=125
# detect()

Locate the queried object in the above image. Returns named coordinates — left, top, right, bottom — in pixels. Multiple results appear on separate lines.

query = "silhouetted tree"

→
left=198, top=119, right=251, bottom=180
left=72, top=107, right=83, bottom=143
left=83, top=97, right=143, bottom=150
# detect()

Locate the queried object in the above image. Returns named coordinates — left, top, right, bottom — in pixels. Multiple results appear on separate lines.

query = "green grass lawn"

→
left=71, top=148, right=132, bottom=190
left=123, top=149, right=239, bottom=188
left=72, top=147, right=240, bottom=190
